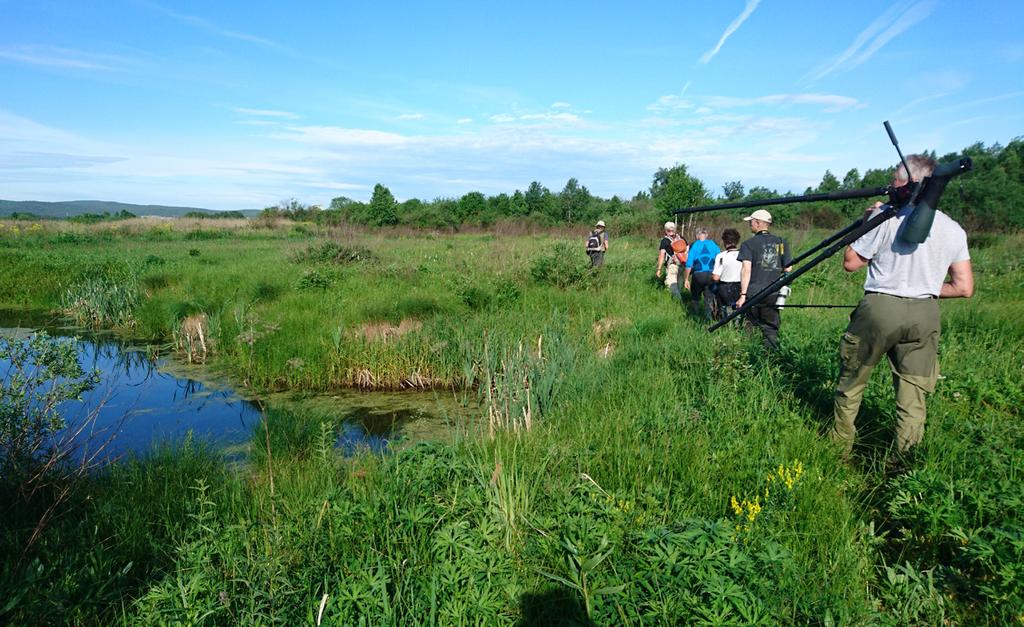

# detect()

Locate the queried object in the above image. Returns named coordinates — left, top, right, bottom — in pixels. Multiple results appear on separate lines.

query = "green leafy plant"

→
left=296, top=269, right=332, bottom=290
left=539, top=536, right=627, bottom=620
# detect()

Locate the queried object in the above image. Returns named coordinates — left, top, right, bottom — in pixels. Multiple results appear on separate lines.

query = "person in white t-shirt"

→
left=830, top=154, right=974, bottom=463
left=711, top=228, right=742, bottom=319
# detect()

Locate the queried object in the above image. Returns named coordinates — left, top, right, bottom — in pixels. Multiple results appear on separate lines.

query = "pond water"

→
left=0, top=311, right=476, bottom=461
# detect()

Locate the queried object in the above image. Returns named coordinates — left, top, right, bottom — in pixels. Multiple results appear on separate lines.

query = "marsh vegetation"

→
left=0, top=217, right=1021, bottom=624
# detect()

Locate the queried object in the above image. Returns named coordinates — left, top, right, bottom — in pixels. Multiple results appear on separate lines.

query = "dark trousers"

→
left=588, top=251, right=604, bottom=267
left=746, top=301, right=781, bottom=351
left=716, top=282, right=741, bottom=319
left=689, top=271, right=715, bottom=319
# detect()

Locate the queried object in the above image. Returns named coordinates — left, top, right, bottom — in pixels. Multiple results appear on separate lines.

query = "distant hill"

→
left=0, top=200, right=260, bottom=218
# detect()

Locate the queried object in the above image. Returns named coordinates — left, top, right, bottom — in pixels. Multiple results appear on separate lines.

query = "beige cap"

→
left=595, top=220, right=606, bottom=227
left=743, top=209, right=773, bottom=223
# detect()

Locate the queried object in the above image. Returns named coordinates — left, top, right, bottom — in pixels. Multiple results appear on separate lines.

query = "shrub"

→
left=292, top=241, right=377, bottom=265
left=530, top=242, right=596, bottom=289
left=52, top=232, right=91, bottom=245
left=296, top=269, right=332, bottom=290
left=457, top=285, right=493, bottom=310
left=0, top=333, right=102, bottom=550
left=0, top=333, right=100, bottom=481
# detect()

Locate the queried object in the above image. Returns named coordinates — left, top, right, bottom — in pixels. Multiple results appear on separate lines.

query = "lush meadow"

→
left=1, top=217, right=1022, bottom=624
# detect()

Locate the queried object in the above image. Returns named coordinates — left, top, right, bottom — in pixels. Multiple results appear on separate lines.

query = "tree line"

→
left=262, top=137, right=1023, bottom=232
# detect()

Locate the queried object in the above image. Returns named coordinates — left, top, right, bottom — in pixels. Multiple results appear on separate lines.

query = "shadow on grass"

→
left=518, top=586, right=593, bottom=627
left=774, top=345, right=900, bottom=468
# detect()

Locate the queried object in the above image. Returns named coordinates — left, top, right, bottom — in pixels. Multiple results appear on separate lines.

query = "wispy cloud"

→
left=807, top=0, right=937, bottom=81
left=0, top=151, right=124, bottom=169
left=272, top=126, right=409, bottom=147
left=887, top=91, right=955, bottom=118
left=233, top=107, right=299, bottom=118
left=699, top=0, right=761, bottom=64
left=646, top=95, right=693, bottom=113
left=488, top=112, right=582, bottom=124
left=456, top=118, right=474, bottom=125
left=0, top=108, right=95, bottom=147
left=707, top=93, right=861, bottom=112
left=647, top=92, right=859, bottom=115
left=397, top=113, right=425, bottom=120
left=0, top=45, right=131, bottom=71
left=925, top=90, right=1024, bottom=116
left=142, top=1, right=285, bottom=50
left=551, top=101, right=571, bottom=109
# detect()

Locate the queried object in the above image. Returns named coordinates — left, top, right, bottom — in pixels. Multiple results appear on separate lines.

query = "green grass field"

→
left=1, top=217, right=1022, bottom=624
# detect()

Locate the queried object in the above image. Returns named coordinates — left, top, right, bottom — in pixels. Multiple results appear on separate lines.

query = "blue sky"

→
left=1, top=0, right=1022, bottom=209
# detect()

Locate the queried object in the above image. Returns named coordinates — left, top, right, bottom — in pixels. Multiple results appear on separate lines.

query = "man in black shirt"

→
left=736, top=209, right=792, bottom=351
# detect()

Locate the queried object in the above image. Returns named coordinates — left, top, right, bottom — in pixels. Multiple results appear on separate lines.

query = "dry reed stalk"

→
left=316, top=593, right=329, bottom=625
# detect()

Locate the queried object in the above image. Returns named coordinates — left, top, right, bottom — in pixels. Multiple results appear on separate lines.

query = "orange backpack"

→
left=671, top=239, right=688, bottom=264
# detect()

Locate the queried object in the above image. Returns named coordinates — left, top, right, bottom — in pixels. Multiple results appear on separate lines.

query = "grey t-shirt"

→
left=852, top=206, right=970, bottom=298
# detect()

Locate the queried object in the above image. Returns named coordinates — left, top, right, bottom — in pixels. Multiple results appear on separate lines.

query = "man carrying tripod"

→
left=830, top=154, right=974, bottom=461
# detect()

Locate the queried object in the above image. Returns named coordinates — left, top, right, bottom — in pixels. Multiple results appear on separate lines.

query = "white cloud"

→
left=551, top=101, right=572, bottom=109
left=807, top=0, right=937, bottom=81
left=646, top=95, right=693, bottom=113
left=456, top=118, right=474, bottom=124
left=233, top=107, right=299, bottom=118
left=398, top=113, right=425, bottom=120
left=520, top=112, right=581, bottom=123
left=273, top=126, right=409, bottom=147
left=699, top=0, right=762, bottom=64
left=0, top=108, right=110, bottom=153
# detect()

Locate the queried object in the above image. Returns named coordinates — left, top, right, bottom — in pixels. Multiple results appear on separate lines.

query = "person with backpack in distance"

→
left=712, top=228, right=742, bottom=320
left=586, top=220, right=608, bottom=267
left=655, top=221, right=687, bottom=303
left=683, top=226, right=721, bottom=319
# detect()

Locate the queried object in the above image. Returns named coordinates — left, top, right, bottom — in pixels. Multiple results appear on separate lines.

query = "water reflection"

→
left=335, top=406, right=436, bottom=455
left=1, top=319, right=473, bottom=461
left=2, top=331, right=265, bottom=461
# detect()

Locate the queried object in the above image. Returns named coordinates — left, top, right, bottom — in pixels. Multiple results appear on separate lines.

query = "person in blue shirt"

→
left=682, top=226, right=721, bottom=319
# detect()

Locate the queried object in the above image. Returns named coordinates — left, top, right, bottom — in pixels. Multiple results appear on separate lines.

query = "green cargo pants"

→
left=831, top=293, right=940, bottom=456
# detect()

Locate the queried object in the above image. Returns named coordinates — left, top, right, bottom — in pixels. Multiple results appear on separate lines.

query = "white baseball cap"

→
left=664, top=221, right=676, bottom=230
left=743, top=209, right=773, bottom=223
left=595, top=220, right=606, bottom=227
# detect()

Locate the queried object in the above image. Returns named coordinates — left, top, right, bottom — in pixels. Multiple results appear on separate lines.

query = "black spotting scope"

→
left=899, top=157, right=973, bottom=244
